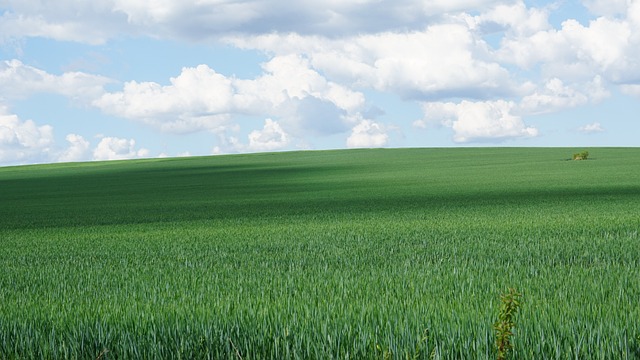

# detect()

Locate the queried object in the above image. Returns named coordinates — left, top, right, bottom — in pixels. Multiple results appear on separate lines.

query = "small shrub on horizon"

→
left=572, top=150, right=589, bottom=160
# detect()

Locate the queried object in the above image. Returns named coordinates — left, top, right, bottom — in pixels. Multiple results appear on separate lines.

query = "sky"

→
left=1, top=0, right=639, bottom=166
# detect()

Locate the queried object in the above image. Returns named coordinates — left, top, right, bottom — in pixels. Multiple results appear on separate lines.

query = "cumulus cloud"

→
left=495, top=8, right=640, bottom=83
left=247, top=119, right=290, bottom=151
left=347, top=120, right=389, bottom=148
left=94, top=54, right=363, bottom=137
left=93, top=64, right=234, bottom=133
left=578, top=122, right=605, bottom=133
left=0, top=59, right=111, bottom=101
left=518, top=76, right=609, bottom=115
left=0, top=107, right=55, bottom=164
left=212, top=118, right=293, bottom=154
left=0, top=104, right=154, bottom=165
left=93, top=136, right=150, bottom=161
left=229, top=24, right=515, bottom=100
left=419, top=100, right=538, bottom=143
left=58, top=134, right=91, bottom=163
left=222, top=1, right=640, bottom=106
left=470, top=2, right=551, bottom=36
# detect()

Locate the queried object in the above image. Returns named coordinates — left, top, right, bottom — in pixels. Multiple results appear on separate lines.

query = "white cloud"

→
left=518, top=76, right=609, bottom=115
left=564, top=18, right=631, bottom=71
left=0, top=0, right=511, bottom=42
left=93, top=136, right=150, bottom=161
left=94, top=55, right=363, bottom=137
left=582, top=0, right=629, bottom=17
left=0, top=107, right=55, bottom=164
left=620, top=84, right=640, bottom=97
left=519, top=78, right=588, bottom=114
left=412, top=120, right=428, bottom=129
left=58, top=134, right=91, bottom=162
left=496, top=12, right=637, bottom=82
left=471, top=2, right=551, bottom=36
left=0, top=2, right=125, bottom=44
left=93, top=64, right=234, bottom=133
left=0, top=59, right=111, bottom=101
left=247, top=119, right=290, bottom=151
left=629, top=1, right=640, bottom=26
left=229, top=54, right=365, bottom=121
left=578, top=122, right=605, bottom=133
left=347, top=119, right=389, bottom=148
left=0, top=107, right=153, bottom=165
left=420, top=100, right=538, bottom=143
left=229, top=24, right=515, bottom=100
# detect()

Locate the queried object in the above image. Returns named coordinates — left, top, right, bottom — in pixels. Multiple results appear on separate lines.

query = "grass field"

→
left=1, top=147, right=639, bottom=359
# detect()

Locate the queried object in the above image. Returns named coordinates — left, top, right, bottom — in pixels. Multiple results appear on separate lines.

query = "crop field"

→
left=1, top=147, right=639, bottom=359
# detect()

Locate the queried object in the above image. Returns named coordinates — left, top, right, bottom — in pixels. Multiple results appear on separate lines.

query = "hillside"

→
left=2, top=147, right=639, bottom=228
left=1, top=148, right=639, bottom=359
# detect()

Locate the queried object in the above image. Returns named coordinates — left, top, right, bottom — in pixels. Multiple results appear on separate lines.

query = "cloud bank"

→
left=0, top=0, right=510, bottom=43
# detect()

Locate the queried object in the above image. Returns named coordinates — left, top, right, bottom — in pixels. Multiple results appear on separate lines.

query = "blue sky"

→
left=1, top=0, right=639, bottom=166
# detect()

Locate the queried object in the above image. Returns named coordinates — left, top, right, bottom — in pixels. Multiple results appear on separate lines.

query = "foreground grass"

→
left=1, top=148, right=639, bottom=359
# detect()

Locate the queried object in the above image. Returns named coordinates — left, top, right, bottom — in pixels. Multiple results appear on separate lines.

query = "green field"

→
left=1, top=148, right=639, bottom=359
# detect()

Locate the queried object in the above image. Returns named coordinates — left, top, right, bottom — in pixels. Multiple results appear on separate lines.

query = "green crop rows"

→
left=1, top=148, right=639, bottom=359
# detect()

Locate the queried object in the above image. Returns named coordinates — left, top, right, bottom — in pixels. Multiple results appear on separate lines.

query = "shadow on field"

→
left=2, top=149, right=640, bottom=229
left=2, top=176, right=639, bottom=229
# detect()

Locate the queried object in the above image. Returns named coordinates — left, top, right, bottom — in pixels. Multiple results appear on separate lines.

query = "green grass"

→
left=1, top=148, right=639, bottom=359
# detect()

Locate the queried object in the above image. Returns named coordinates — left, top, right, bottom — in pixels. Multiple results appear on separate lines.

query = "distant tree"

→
left=572, top=150, right=589, bottom=160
